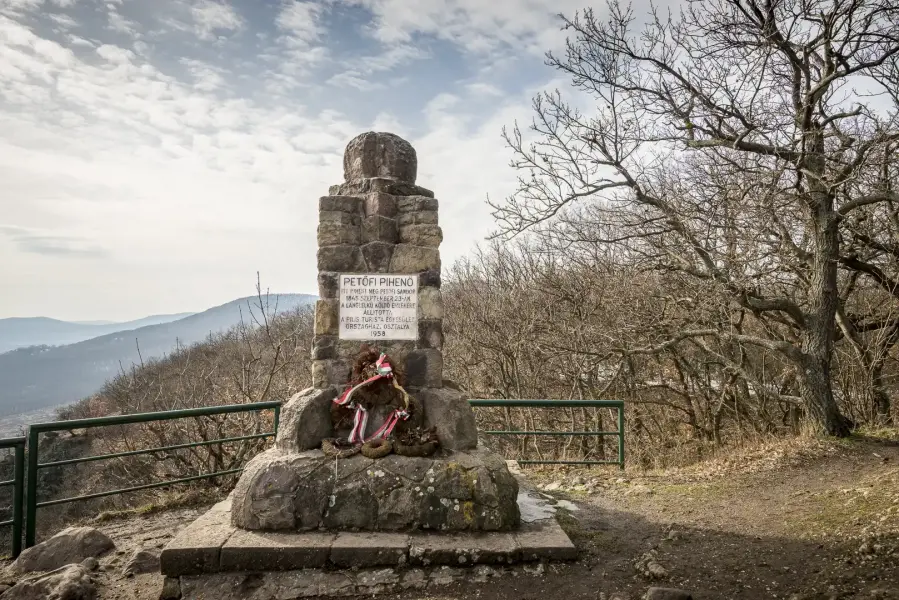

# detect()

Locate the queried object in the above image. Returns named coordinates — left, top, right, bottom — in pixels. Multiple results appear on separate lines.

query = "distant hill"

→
left=0, top=294, right=316, bottom=418
left=0, top=313, right=195, bottom=354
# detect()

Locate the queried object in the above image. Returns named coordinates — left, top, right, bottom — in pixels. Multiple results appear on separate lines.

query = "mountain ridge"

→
left=0, top=312, right=197, bottom=354
left=0, top=293, right=316, bottom=418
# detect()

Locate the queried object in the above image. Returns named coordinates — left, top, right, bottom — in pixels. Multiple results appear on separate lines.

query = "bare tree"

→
left=490, top=0, right=899, bottom=436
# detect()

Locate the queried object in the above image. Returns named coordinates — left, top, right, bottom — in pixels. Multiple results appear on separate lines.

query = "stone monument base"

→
left=160, top=482, right=576, bottom=599
left=229, top=447, right=521, bottom=532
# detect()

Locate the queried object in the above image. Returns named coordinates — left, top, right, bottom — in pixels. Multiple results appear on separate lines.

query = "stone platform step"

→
left=161, top=494, right=576, bottom=577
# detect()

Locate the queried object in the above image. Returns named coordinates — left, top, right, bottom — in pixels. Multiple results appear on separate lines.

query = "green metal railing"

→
left=0, top=436, right=25, bottom=558
left=469, top=399, right=625, bottom=468
left=0, top=397, right=624, bottom=554
left=24, top=401, right=281, bottom=549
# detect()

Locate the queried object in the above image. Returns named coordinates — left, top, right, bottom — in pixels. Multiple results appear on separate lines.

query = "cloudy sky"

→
left=0, top=0, right=589, bottom=321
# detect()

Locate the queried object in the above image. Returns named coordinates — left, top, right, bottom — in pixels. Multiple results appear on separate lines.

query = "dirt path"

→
left=11, top=433, right=899, bottom=600
left=385, top=434, right=899, bottom=600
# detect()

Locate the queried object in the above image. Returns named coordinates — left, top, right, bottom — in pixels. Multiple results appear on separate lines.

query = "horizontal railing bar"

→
left=0, top=479, right=15, bottom=487
left=0, top=437, right=25, bottom=449
left=27, top=401, right=283, bottom=433
left=469, top=399, right=623, bottom=408
left=0, top=519, right=11, bottom=527
left=36, top=468, right=244, bottom=508
left=517, top=460, right=623, bottom=465
left=482, top=430, right=621, bottom=436
left=38, top=432, right=276, bottom=469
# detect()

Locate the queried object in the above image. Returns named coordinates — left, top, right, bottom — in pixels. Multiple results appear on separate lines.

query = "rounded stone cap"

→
left=343, top=132, right=417, bottom=184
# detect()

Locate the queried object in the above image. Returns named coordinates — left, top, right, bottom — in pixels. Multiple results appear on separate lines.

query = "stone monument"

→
left=229, top=131, right=520, bottom=532
left=159, top=134, right=576, bottom=597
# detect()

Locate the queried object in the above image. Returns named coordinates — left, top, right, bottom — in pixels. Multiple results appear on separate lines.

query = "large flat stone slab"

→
left=409, top=532, right=520, bottom=566
left=161, top=491, right=575, bottom=576
left=516, top=520, right=578, bottom=561
left=221, top=529, right=334, bottom=571
left=175, top=563, right=547, bottom=599
left=330, top=532, right=408, bottom=568
left=159, top=500, right=235, bottom=576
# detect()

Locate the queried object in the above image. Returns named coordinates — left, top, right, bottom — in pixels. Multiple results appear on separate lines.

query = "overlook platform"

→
left=160, top=481, right=575, bottom=577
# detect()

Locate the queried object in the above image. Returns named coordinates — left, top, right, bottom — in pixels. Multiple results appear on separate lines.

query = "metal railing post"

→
left=617, top=403, right=625, bottom=470
left=24, top=427, right=39, bottom=548
left=273, top=404, right=281, bottom=436
left=17, top=401, right=281, bottom=545
left=12, top=442, right=24, bottom=557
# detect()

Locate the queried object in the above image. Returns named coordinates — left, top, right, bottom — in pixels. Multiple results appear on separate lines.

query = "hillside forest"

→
left=6, top=0, right=899, bottom=539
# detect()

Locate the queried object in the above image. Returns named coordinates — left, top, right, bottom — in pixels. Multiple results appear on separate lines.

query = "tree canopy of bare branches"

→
left=490, top=0, right=899, bottom=437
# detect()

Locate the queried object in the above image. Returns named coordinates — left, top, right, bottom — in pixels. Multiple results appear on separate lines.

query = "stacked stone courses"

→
left=313, top=132, right=444, bottom=391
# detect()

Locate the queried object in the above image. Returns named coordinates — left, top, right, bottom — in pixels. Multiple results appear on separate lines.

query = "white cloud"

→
left=106, top=7, right=140, bottom=37
left=467, top=82, right=504, bottom=96
left=0, top=0, right=43, bottom=17
left=47, top=12, right=78, bottom=29
left=96, top=43, right=134, bottom=64
left=66, top=34, right=93, bottom=47
left=327, top=69, right=379, bottom=90
left=190, top=0, right=242, bottom=40
left=0, top=224, right=107, bottom=257
left=327, top=42, right=429, bottom=89
left=340, top=0, right=581, bottom=57
left=0, top=1, right=572, bottom=320
left=180, top=57, right=226, bottom=92
left=276, top=0, right=325, bottom=44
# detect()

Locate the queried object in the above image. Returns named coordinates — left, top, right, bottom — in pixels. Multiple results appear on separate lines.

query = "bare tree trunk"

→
left=801, top=138, right=851, bottom=437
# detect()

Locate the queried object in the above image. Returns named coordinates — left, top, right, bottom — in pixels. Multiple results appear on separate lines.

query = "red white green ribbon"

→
left=333, top=353, right=410, bottom=444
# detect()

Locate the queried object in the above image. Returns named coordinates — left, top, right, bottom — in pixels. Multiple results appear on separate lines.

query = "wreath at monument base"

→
left=323, top=346, right=439, bottom=459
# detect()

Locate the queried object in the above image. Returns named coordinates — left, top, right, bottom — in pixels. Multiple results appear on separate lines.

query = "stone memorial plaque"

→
left=338, top=273, right=418, bottom=340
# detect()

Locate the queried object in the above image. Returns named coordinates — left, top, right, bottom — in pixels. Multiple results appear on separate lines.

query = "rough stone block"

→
left=362, top=215, right=398, bottom=243
left=644, top=588, right=695, bottom=600
left=408, top=533, right=520, bottom=566
left=179, top=573, right=248, bottom=598
left=3, top=564, right=97, bottom=599
left=515, top=521, right=577, bottom=561
left=319, top=210, right=361, bottom=225
left=324, top=479, right=379, bottom=529
left=397, top=196, right=438, bottom=212
left=312, top=335, right=337, bottom=360
left=398, top=211, right=438, bottom=226
left=399, top=224, right=442, bottom=247
left=312, top=358, right=352, bottom=387
left=317, top=245, right=365, bottom=272
left=405, top=349, right=443, bottom=388
left=11, top=526, right=114, bottom=573
left=318, top=221, right=361, bottom=246
left=362, top=241, right=394, bottom=272
left=318, top=272, right=340, bottom=299
left=364, top=192, right=398, bottom=218
left=418, top=319, right=444, bottom=350
left=390, top=245, right=440, bottom=273
left=319, top=195, right=362, bottom=213
left=160, top=500, right=234, bottom=576
left=314, top=299, right=339, bottom=336
left=275, top=387, right=336, bottom=452
left=330, top=533, right=409, bottom=568
left=418, top=287, right=444, bottom=320
left=333, top=178, right=435, bottom=198
left=420, top=268, right=441, bottom=288
left=344, top=132, right=417, bottom=183
left=229, top=450, right=520, bottom=534
left=418, top=386, right=478, bottom=451
left=220, top=530, right=333, bottom=571
left=230, top=450, right=327, bottom=530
